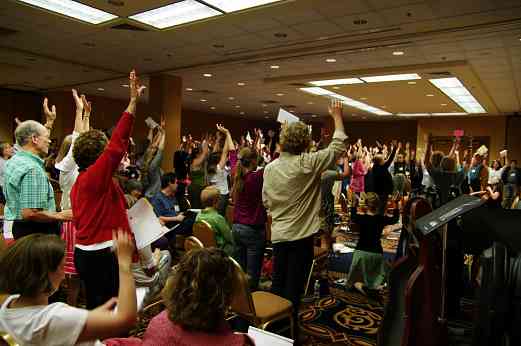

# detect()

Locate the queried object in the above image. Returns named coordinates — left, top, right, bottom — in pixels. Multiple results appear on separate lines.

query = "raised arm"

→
left=216, top=124, right=233, bottom=169
left=81, top=94, right=92, bottom=131
left=42, top=98, right=56, bottom=137
left=77, top=230, right=137, bottom=342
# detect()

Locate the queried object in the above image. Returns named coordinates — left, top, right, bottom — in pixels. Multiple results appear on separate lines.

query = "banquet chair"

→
left=229, top=257, right=294, bottom=339
left=192, top=220, right=217, bottom=248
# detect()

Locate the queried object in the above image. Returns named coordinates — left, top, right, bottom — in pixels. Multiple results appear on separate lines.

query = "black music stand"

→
left=415, top=195, right=486, bottom=324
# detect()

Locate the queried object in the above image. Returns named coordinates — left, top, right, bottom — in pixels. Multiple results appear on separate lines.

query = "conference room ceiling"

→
left=0, top=0, right=520, bottom=121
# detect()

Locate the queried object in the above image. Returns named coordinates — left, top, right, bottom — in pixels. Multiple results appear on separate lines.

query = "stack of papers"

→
left=248, top=326, right=293, bottom=345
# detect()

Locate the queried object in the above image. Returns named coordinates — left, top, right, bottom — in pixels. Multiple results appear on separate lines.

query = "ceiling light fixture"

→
left=200, top=99, right=207, bottom=102
left=441, top=103, right=447, bottom=106
left=129, top=0, right=221, bottom=29
left=237, top=82, right=246, bottom=86
left=311, top=114, right=317, bottom=118
left=325, top=58, right=337, bottom=63
left=429, top=77, right=486, bottom=113
left=309, top=78, right=364, bottom=86
left=270, top=65, right=280, bottom=69
left=361, top=73, right=421, bottom=83
left=121, top=84, right=129, bottom=88
left=97, top=87, right=105, bottom=91
left=203, top=73, right=213, bottom=77
left=228, top=96, right=235, bottom=100
left=210, top=106, right=216, bottom=110
left=300, top=87, right=392, bottom=115
left=203, top=0, right=283, bottom=13
left=235, top=105, right=241, bottom=108
left=360, top=97, right=367, bottom=100
left=431, top=112, right=468, bottom=116
left=392, top=51, right=405, bottom=56
left=426, top=94, right=434, bottom=97
left=396, top=113, right=430, bottom=117
left=408, top=81, right=417, bottom=85
left=185, top=87, right=193, bottom=91
left=276, top=93, right=285, bottom=96
left=17, top=0, right=117, bottom=24
left=240, top=111, right=245, bottom=115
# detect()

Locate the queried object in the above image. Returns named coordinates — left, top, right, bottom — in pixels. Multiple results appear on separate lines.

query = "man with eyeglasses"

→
left=3, top=99, right=72, bottom=241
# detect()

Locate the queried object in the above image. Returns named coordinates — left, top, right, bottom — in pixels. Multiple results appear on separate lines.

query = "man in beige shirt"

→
left=262, top=100, right=347, bottom=342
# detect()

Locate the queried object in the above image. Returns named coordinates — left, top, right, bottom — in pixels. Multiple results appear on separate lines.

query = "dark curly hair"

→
left=162, top=248, right=235, bottom=332
left=0, top=234, right=65, bottom=297
left=73, top=130, right=108, bottom=171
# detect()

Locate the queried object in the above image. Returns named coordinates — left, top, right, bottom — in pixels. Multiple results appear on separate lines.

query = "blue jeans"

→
left=232, top=224, right=265, bottom=290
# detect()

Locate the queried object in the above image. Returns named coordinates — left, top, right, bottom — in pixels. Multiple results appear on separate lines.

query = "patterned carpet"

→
left=299, top=287, right=385, bottom=346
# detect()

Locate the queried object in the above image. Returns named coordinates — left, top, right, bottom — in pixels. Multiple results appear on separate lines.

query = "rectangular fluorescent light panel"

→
left=429, top=77, right=486, bottom=114
left=432, top=112, right=468, bottom=116
left=300, top=87, right=334, bottom=96
left=129, top=0, right=222, bottom=29
left=204, top=0, right=283, bottom=13
left=309, top=78, right=364, bottom=86
left=299, top=88, right=392, bottom=115
left=397, top=113, right=430, bottom=117
left=17, top=0, right=117, bottom=24
left=361, top=73, right=421, bottom=83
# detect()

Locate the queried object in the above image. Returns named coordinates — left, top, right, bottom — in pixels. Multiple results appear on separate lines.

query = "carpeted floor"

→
left=299, top=287, right=385, bottom=346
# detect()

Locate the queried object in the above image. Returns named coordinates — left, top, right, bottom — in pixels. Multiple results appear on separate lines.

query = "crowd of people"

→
left=0, top=69, right=520, bottom=346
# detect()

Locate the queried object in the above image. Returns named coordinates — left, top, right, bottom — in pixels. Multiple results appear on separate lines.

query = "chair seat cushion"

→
left=251, top=291, right=292, bottom=323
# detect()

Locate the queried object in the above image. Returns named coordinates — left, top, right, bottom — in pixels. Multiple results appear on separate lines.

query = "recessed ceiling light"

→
left=392, top=51, right=405, bottom=56
left=228, top=96, right=235, bottom=100
left=396, top=113, right=430, bottom=117
left=261, top=103, right=267, bottom=107
left=129, top=0, right=221, bottom=29
left=432, top=112, right=468, bottom=116
left=325, top=58, right=337, bottom=63
left=426, top=94, right=434, bottom=97
left=263, top=110, right=268, bottom=114
left=17, top=0, right=117, bottom=24
left=408, top=81, right=417, bottom=85
left=361, top=73, right=421, bottom=83
left=276, top=93, right=285, bottom=96
left=429, top=77, right=486, bottom=114
left=360, top=97, right=367, bottom=100
left=121, top=84, right=129, bottom=88
left=97, top=87, right=105, bottom=91
left=240, top=111, right=245, bottom=115
left=311, top=114, right=317, bottom=118
left=264, top=116, right=270, bottom=119
left=310, top=78, right=364, bottom=86
left=203, top=73, right=213, bottom=77
left=300, top=87, right=333, bottom=96
left=237, top=82, right=246, bottom=86
left=307, top=101, right=314, bottom=105
left=441, top=103, right=447, bottom=106
left=332, top=86, right=340, bottom=90
left=200, top=99, right=207, bottom=102
left=210, top=106, right=216, bottom=110
left=204, top=0, right=283, bottom=13
left=235, top=105, right=241, bottom=108
left=270, top=65, right=280, bottom=69
left=185, top=88, right=193, bottom=91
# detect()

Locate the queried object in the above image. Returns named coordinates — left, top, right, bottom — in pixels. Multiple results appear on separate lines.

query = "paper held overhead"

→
left=277, top=108, right=300, bottom=124
left=127, top=198, right=172, bottom=250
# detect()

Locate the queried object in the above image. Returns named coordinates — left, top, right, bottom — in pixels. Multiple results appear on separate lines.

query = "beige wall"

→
left=416, top=116, right=507, bottom=159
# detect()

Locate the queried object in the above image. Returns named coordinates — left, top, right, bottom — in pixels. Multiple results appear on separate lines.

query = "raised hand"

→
left=160, top=114, right=166, bottom=129
left=72, top=89, right=84, bottom=113
left=216, top=123, right=229, bottom=134
left=14, top=117, right=22, bottom=125
left=43, top=97, right=57, bottom=125
left=81, top=94, right=92, bottom=116
left=328, top=99, right=343, bottom=117
left=113, top=228, right=135, bottom=268
left=129, top=69, right=146, bottom=100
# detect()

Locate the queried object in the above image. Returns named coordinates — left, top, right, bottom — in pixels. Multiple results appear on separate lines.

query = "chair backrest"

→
left=192, top=221, right=217, bottom=248
left=0, top=332, right=18, bottom=346
left=184, top=236, right=204, bottom=252
left=229, top=257, right=257, bottom=322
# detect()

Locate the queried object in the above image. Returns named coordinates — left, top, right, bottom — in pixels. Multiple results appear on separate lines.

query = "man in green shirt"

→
left=3, top=101, right=72, bottom=240
left=195, top=186, right=234, bottom=256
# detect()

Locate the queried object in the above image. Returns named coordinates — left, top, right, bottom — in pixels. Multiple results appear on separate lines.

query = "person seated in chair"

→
left=105, top=248, right=251, bottom=346
left=346, top=192, right=399, bottom=294
left=195, top=186, right=234, bottom=256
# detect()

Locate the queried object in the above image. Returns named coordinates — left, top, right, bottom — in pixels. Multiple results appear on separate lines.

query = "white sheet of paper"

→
left=127, top=198, right=169, bottom=250
left=248, top=326, right=293, bottom=346
left=277, top=108, right=300, bottom=124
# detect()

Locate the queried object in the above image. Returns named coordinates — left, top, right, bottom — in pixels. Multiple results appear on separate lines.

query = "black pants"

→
left=272, top=235, right=314, bottom=340
left=12, top=220, right=61, bottom=240
left=74, top=247, right=119, bottom=309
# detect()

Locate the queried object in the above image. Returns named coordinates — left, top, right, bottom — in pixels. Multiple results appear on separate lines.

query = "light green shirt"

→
left=3, top=150, right=55, bottom=221
left=195, top=207, right=235, bottom=256
left=262, top=130, right=347, bottom=243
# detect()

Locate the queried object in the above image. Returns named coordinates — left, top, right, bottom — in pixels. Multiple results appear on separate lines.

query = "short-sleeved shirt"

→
left=196, top=208, right=234, bottom=256
left=233, top=169, right=266, bottom=226
left=3, top=150, right=55, bottom=221
left=0, top=294, right=100, bottom=346
left=209, top=165, right=230, bottom=195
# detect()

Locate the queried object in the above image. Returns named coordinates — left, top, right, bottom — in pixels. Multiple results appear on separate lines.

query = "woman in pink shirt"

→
left=351, top=152, right=367, bottom=194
